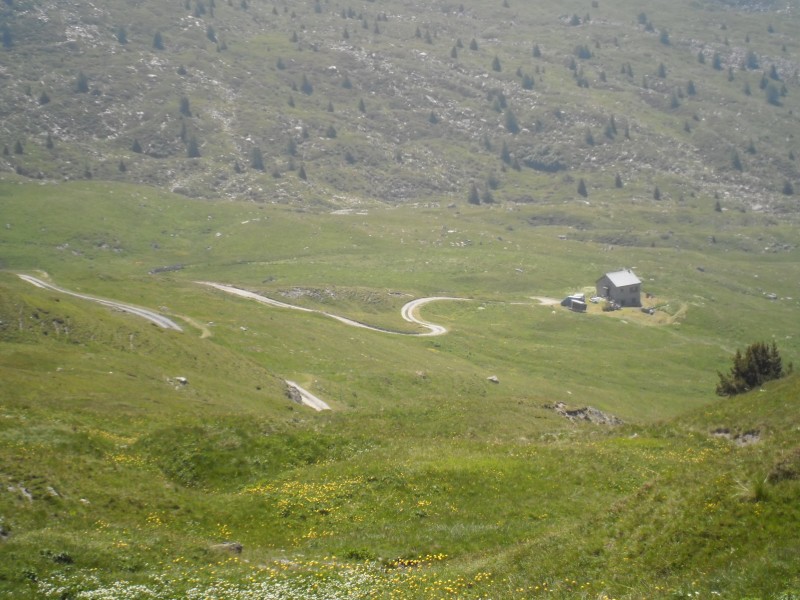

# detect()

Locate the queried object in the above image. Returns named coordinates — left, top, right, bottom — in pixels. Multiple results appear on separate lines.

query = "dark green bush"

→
left=716, top=341, right=787, bottom=396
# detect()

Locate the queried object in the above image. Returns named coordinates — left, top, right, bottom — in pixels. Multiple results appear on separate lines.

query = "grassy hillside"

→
left=0, top=179, right=798, bottom=598
left=2, top=0, right=800, bottom=597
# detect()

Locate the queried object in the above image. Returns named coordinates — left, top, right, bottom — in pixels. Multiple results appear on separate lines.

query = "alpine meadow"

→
left=1, top=0, right=800, bottom=598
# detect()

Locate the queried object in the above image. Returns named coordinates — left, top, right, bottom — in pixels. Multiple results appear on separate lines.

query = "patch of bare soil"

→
left=530, top=296, right=560, bottom=306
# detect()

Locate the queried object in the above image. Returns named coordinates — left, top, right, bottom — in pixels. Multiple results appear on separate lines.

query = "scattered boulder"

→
left=711, top=428, right=760, bottom=446
left=547, top=402, right=623, bottom=425
left=148, top=264, right=185, bottom=275
left=735, top=430, right=761, bottom=446
left=211, top=541, right=243, bottom=554
left=7, top=485, right=33, bottom=502
left=487, top=375, right=500, bottom=384
left=285, top=384, right=303, bottom=406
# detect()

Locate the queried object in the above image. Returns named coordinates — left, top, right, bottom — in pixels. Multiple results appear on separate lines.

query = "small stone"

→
left=211, top=542, right=243, bottom=554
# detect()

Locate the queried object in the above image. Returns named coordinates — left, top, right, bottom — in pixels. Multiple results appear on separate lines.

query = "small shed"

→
left=596, top=269, right=642, bottom=307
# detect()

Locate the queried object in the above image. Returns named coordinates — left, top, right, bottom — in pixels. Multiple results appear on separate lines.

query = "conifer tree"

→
left=505, top=109, right=519, bottom=134
left=76, top=71, right=89, bottom=93
left=300, top=74, right=313, bottom=95
left=250, top=147, right=265, bottom=171
left=186, top=137, right=201, bottom=158
left=500, top=141, right=511, bottom=164
left=522, top=74, right=534, bottom=90
left=732, top=150, right=743, bottom=171
left=1, top=24, right=12, bottom=49
left=766, top=83, right=781, bottom=106
left=179, top=96, right=192, bottom=117
left=716, top=341, right=787, bottom=395
left=468, top=183, right=480, bottom=205
left=577, top=178, right=587, bottom=197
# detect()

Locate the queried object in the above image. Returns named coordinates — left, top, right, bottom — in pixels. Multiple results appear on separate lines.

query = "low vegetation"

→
left=0, top=180, right=798, bottom=598
left=1, top=0, right=800, bottom=597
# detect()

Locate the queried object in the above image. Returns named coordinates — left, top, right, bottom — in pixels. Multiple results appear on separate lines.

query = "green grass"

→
left=3, top=0, right=800, bottom=596
left=1, top=178, right=799, bottom=597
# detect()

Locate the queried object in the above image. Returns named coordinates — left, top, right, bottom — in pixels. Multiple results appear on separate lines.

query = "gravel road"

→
left=18, top=274, right=183, bottom=331
left=199, top=282, right=465, bottom=336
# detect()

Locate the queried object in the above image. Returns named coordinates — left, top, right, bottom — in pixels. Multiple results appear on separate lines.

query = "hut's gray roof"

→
left=602, top=269, right=641, bottom=287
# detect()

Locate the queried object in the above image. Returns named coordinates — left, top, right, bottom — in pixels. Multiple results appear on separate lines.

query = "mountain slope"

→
left=1, top=0, right=799, bottom=208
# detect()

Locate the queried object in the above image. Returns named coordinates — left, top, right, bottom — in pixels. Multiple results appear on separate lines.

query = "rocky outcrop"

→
left=547, top=402, right=623, bottom=425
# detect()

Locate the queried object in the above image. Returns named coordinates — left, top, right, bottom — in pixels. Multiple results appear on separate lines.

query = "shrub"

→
left=716, top=341, right=787, bottom=396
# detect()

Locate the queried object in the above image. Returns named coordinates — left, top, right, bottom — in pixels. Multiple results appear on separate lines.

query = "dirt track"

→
left=18, top=274, right=183, bottom=331
left=199, top=282, right=466, bottom=337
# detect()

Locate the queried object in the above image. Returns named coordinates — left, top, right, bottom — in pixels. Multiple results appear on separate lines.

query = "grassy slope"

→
left=0, top=180, right=798, bottom=598
left=1, top=0, right=800, bottom=597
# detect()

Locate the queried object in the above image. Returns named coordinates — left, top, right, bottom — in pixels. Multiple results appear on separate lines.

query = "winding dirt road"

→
left=18, top=274, right=183, bottom=332
left=199, top=282, right=466, bottom=336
